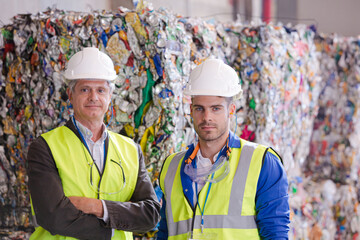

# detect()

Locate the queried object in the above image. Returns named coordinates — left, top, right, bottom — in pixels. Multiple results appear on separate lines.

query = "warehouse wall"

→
left=297, top=0, right=360, bottom=37
left=149, top=0, right=233, bottom=22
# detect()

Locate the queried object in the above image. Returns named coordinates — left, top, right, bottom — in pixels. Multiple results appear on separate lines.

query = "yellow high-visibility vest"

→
left=160, top=139, right=277, bottom=240
left=30, top=126, right=139, bottom=240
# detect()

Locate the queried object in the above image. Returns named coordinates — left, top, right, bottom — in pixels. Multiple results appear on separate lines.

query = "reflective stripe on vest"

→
left=160, top=139, right=268, bottom=239
left=30, top=126, right=138, bottom=240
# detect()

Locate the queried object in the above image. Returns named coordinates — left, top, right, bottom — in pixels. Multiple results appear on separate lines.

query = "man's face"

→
left=68, top=80, right=112, bottom=124
left=191, top=96, right=234, bottom=143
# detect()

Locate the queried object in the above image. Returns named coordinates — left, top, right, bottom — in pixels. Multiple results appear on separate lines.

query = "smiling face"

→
left=67, top=80, right=112, bottom=127
left=191, top=95, right=235, bottom=143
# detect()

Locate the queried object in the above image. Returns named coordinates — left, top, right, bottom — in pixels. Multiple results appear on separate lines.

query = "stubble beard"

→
left=196, top=123, right=228, bottom=143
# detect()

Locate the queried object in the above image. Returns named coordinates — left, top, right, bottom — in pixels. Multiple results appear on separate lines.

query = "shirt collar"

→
left=74, top=118, right=108, bottom=143
left=187, top=131, right=240, bottom=167
left=197, top=148, right=219, bottom=165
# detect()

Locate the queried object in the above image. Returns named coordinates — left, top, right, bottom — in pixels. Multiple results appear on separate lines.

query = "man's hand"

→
left=68, top=196, right=104, bottom=218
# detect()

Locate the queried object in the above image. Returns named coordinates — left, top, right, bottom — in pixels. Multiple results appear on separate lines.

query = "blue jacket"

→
left=157, top=132, right=290, bottom=239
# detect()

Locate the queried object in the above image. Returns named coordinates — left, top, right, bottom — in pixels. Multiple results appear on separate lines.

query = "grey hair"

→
left=67, top=80, right=115, bottom=95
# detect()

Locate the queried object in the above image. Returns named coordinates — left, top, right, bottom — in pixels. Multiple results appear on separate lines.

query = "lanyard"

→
left=73, top=117, right=106, bottom=169
left=195, top=150, right=223, bottom=233
left=188, top=134, right=231, bottom=232
left=195, top=172, right=215, bottom=233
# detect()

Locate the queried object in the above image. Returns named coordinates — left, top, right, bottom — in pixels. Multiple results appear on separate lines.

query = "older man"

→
left=27, top=47, right=160, bottom=240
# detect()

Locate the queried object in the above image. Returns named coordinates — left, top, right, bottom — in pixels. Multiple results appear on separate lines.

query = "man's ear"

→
left=229, top=103, right=236, bottom=116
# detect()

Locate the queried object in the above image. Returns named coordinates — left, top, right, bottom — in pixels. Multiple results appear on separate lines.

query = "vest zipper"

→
left=88, top=153, right=103, bottom=199
left=97, top=148, right=108, bottom=199
left=191, top=202, right=197, bottom=233
left=183, top=186, right=197, bottom=232
left=97, top=172, right=102, bottom=199
left=96, top=138, right=108, bottom=199
left=190, top=189, right=202, bottom=233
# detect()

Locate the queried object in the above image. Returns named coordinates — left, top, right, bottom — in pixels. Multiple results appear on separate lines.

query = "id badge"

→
left=187, top=231, right=217, bottom=240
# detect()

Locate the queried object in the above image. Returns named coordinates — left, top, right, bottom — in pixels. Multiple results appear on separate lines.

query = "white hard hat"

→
left=64, top=47, right=117, bottom=82
left=184, top=59, right=243, bottom=99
